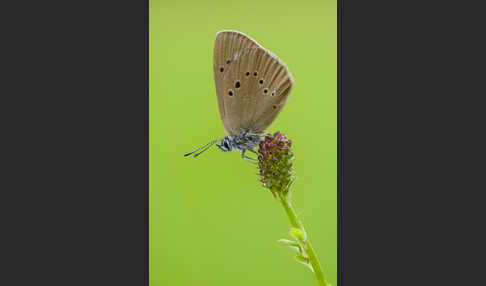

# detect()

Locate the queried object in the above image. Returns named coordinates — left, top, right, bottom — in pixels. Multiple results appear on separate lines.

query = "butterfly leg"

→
left=241, top=149, right=257, bottom=164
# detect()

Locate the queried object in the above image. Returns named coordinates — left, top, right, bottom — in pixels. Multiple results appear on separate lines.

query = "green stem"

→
left=277, top=192, right=329, bottom=286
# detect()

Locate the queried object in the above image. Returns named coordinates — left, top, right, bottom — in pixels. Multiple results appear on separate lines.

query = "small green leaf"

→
left=277, top=239, right=302, bottom=253
left=289, top=227, right=306, bottom=243
left=294, top=254, right=314, bottom=272
left=277, top=239, right=299, bottom=247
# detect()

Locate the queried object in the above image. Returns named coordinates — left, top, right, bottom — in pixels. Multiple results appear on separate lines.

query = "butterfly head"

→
left=216, top=137, right=233, bottom=152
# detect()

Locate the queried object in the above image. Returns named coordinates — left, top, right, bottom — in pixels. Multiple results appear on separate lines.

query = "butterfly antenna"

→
left=184, top=139, right=222, bottom=157
left=192, top=144, right=214, bottom=157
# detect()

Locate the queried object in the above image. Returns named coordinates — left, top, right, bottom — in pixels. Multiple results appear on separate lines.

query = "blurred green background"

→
left=150, top=0, right=336, bottom=285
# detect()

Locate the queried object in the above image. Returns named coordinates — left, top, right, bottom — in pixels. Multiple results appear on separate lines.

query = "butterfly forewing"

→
left=213, top=31, right=261, bottom=135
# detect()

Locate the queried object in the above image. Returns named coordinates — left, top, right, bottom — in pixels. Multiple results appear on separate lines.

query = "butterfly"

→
left=184, top=30, right=294, bottom=162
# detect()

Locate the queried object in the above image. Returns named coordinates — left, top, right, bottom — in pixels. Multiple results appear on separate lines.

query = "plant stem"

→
left=277, top=192, right=329, bottom=286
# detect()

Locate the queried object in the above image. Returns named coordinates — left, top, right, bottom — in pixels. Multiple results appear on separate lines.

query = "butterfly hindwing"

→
left=221, top=47, right=294, bottom=135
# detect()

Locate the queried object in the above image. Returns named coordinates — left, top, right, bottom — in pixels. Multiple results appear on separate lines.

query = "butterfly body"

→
left=185, top=30, right=293, bottom=161
left=217, top=131, right=261, bottom=152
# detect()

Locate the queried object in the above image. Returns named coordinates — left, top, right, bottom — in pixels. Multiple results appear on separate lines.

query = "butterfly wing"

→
left=213, top=31, right=262, bottom=135
left=220, top=47, right=294, bottom=136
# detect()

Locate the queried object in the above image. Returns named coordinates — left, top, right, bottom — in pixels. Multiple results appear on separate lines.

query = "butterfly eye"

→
left=226, top=60, right=231, bottom=64
left=273, top=105, right=277, bottom=109
left=228, top=89, right=234, bottom=96
left=235, top=81, right=241, bottom=88
left=253, top=71, right=258, bottom=76
left=245, top=72, right=250, bottom=76
left=259, top=79, right=264, bottom=85
left=263, top=88, right=268, bottom=94
left=271, top=91, right=276, bottom=96
left=220, top=67, right=224, bottom=72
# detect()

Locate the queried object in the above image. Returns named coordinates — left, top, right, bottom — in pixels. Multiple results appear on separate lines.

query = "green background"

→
left=150, top=0, right=337, bottom=285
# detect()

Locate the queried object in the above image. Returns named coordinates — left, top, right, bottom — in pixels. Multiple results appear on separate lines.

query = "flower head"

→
left=257, top=131, right=294, bottom=196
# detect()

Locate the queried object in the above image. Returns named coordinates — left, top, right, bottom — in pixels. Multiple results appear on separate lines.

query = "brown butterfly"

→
left=184, top=30, right=294, bottom=162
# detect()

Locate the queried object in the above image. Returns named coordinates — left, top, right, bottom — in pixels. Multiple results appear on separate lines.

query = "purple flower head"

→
left=257, top=131, right=294, bottom=194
